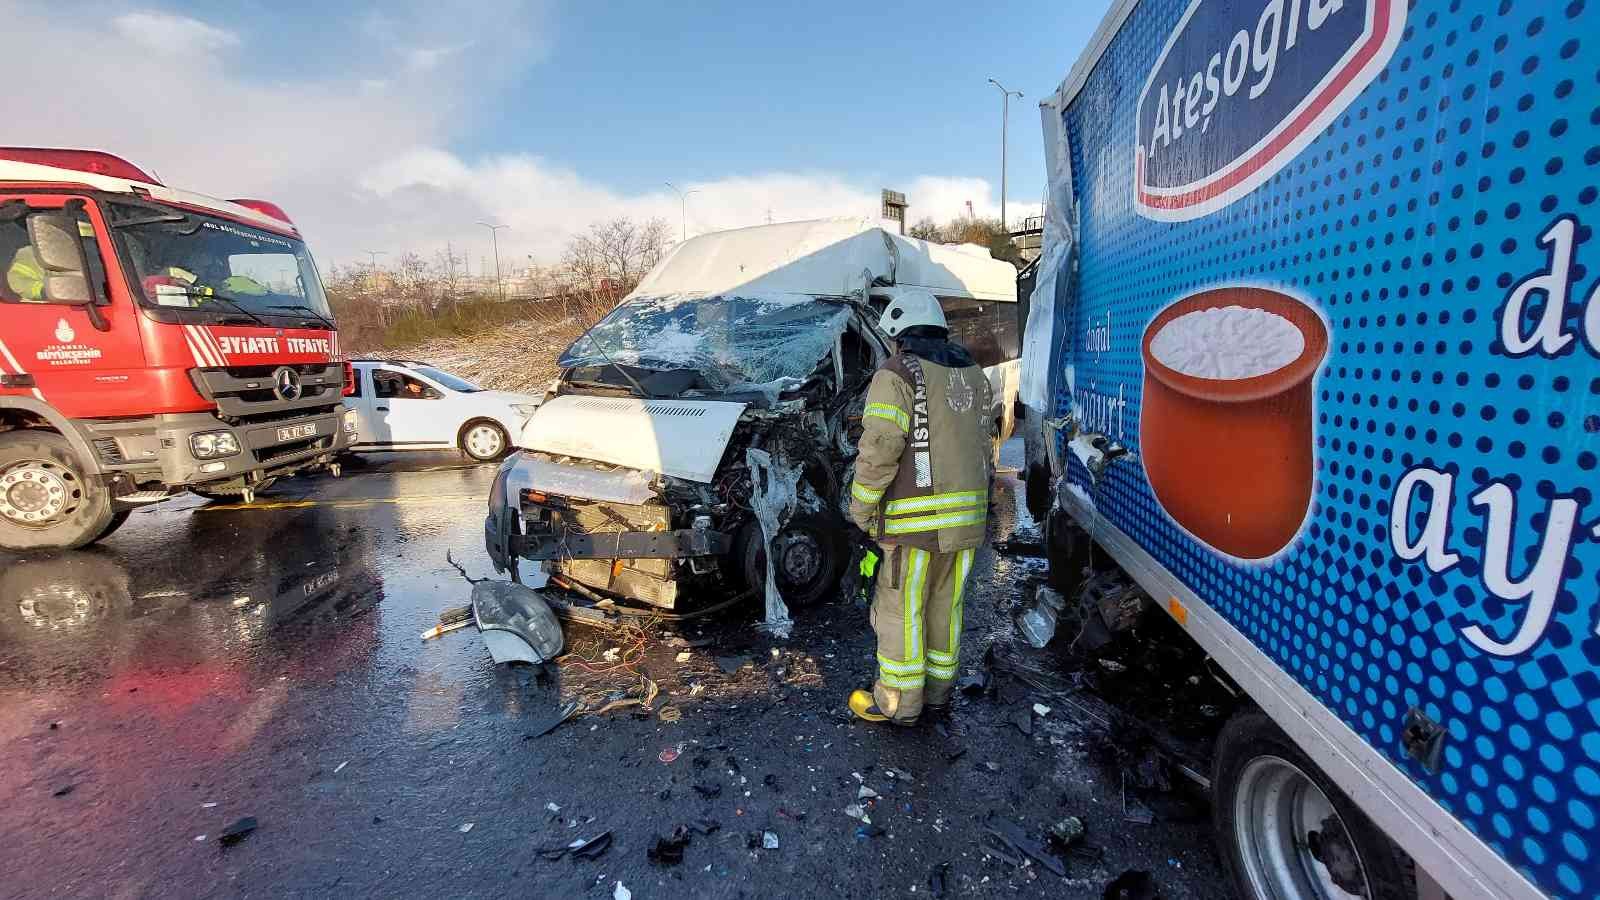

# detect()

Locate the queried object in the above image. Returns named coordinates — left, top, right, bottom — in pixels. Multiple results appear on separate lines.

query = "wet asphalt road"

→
left=0, top=444, right=1233, bottom=899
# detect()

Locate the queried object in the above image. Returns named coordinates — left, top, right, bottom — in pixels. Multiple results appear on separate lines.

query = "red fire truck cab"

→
left=0, top=148, right=355, bottom=551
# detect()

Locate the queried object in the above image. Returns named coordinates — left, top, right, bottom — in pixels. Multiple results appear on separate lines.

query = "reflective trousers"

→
left=869, top=544, right=976, bottom=723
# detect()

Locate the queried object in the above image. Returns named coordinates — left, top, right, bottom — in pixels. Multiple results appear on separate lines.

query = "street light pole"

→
left=363, top=249, right=386, bottom=269
left=987, top=78, right=1024, bottom=232
left=476, top=222, right=508, bottom=302
left=664, top=182, right=701, bottom=242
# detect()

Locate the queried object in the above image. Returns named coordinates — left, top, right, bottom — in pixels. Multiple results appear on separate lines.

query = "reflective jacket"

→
left=6, top=247, right=44, bottom=301
left=847, top=339, right=994, bottom=552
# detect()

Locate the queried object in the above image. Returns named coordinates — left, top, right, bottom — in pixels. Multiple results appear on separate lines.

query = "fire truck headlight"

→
left=342, top=408, right=359, bottom=435
left=190, top=431, right=241, bottom=460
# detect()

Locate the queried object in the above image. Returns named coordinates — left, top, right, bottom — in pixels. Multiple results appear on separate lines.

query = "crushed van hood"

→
left=520, top=394, right=747, bottom=483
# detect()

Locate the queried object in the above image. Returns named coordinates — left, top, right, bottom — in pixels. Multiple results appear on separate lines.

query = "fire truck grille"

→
left=193, top=364, right=345, bottom=419
left=92, top=438, right=126, bottom=465
left=255, top=435, right=332, bottom=465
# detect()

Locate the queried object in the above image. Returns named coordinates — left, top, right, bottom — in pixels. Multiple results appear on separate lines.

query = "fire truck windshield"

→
left=109, top=204, right=333, bottom=324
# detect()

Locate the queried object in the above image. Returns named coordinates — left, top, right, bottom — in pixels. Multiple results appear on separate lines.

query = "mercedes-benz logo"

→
left=273, top=367, right=303, bottom=401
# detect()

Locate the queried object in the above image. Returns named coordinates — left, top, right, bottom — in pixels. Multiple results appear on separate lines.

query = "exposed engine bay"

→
left=485, top=293, right=888, bottom=637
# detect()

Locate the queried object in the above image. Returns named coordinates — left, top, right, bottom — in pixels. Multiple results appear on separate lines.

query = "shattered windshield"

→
left=109, top=204, right=333, bottom=323
left=559, top=294, right=853, bottom=393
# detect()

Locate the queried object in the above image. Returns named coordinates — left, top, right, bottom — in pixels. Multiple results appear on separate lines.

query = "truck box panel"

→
left=1040, top=2, right=1599, bottom=898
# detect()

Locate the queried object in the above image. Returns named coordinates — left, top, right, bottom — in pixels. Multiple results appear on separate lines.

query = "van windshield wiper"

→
left=265, top=304, right=335, bottom=330
left=581, top=332, right=652, bottom=399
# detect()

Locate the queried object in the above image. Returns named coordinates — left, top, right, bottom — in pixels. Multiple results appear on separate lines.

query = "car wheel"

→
left=737, top=512, right=845, bottom=608
left=190, top=477, right=277, bottom=502
left=460, top=420, right=509, bottom=462
left=1213, top=709, right=1410, bottom=900
left=0, top=431, right=117, bottom=552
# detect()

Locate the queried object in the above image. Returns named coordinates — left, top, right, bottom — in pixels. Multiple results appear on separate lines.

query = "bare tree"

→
left=560, top=216, right=671, bottom=321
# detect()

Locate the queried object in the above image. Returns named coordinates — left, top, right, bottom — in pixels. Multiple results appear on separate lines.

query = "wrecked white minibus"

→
left=484, top=218, right=1018, bottom=632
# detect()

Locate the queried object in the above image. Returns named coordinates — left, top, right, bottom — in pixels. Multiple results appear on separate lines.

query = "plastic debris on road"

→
left=762, top=830, right=779, bottom=849
left=1049, top=816, right=1086, bottom=848
left=458, top=822, right=474, bottom=834
left=1017, top=585, right=1067, bottom=648
left=613, top=882, right=631, bottom=900
left=744, top=447, right=798, bottom=638
left=647, top=825, right=690, bottom=866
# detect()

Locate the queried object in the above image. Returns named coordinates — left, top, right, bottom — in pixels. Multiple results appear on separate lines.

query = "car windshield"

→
left=109, top=203, right=333, bottom=322
left=413, top=366, right=482, bottom=393
left=558, top=294, right=853, bottom=392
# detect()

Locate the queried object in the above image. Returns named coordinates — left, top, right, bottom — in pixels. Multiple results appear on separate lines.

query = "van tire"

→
left=459, top=420, right=509, bottom=462
left=736, top=513, right=845, bottom=608
left=0, top=431, right=118, bottom=552
left=1213, top=709, right=1410, bottom=900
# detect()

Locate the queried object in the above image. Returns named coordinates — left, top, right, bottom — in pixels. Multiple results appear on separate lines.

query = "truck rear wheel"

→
left=1213, top=710, right=1409, bottom=900
left=0, top=431, right=118, bottom=552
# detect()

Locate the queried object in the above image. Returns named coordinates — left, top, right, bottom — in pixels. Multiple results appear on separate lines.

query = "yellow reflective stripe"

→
left=950, top=548, right=973, bottom=669
left=879, top=670, right=925, bottom=689
left=926, top=661, right=959, bottom=680
left=864, top=402, right=910, bottom=432
left=876, top=654, right=922, bottom=675
left=851, top=481, right=884, bottom=504
left=926, top=649, right=956, bottom=664
left=904, top=548, right=927, bottom=669
left=882, top=509, right=986, bottom=535
left=884, top=491, right=982, bottom=515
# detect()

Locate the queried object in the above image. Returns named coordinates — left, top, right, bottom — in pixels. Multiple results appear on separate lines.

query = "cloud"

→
left=404, top=43, right=472, bottom=72
left=4, top=3, right=1016, bottom=272
left=113, top=11, right=239, bottom=51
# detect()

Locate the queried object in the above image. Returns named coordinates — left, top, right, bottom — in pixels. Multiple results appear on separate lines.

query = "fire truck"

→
left=0, top=148, right=355, bottom=551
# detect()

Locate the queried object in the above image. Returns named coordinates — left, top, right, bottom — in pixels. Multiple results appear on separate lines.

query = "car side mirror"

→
left=27, top=214, right=92, bottom=304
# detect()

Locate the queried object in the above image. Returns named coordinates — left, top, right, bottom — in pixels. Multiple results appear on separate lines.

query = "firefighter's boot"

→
left=849, top=689, right=915, bottom=726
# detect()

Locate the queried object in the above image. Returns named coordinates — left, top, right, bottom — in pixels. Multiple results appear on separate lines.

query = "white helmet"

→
left=878, top=289, right=946, bottom=338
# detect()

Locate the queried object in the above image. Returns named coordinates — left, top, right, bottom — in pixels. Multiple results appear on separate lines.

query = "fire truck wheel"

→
left=0, top=431, right=118, bottom=551
left=459, top=420, right=509, bottom=462
left=1213, top=709, right=1410, bottom=900
left=97, top=510, right=132, bottom=542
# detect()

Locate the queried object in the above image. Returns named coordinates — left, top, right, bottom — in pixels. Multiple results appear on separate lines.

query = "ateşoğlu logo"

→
left=1134, top=0, right=1405, bottom=222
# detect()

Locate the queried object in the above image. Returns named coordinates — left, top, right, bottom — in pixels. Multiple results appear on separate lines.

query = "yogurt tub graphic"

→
left=1138, top=287, right=1329, bottom=561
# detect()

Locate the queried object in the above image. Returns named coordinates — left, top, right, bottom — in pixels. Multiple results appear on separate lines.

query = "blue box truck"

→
left=1018, top=1, right=1598, bottom=898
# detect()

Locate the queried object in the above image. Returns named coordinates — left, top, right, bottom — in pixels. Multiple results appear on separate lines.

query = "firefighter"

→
left=5, top=246, right=43, bottom=300
left=6, top=220, right=95, bottom=301
left=846, top=289, right=994, bottom=725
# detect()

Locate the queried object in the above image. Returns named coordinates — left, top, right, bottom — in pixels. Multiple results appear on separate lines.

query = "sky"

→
left=6, top=0, right=1111, bottom=270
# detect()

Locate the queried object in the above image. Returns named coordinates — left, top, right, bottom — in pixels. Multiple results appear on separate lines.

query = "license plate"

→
left=276, top=423, right=317, bottom=442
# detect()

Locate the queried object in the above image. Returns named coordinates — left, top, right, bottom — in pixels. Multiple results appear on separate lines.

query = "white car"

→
left=343, top=360, right=542, bottom=462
